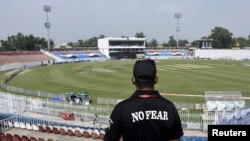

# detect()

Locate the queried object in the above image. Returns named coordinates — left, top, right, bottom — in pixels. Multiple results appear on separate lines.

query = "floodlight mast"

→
left=174, top=13, right=181, bottom=48
left=43, top=5, right=51, bottom=51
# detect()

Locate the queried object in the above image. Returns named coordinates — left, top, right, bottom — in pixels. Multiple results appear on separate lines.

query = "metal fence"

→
left=0, top=116, right=14, bottom=132
left=97, top=97, right=124, bottom=105
left=0, top=82, right=65, bottom=100
left=0, top=91, right=111, bottom=125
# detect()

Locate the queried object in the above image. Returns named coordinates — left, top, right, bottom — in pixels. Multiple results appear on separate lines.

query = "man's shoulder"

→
left=114, top=96, right=176, bottom=109
left=111, top=97, right=136, bottom=112
left=159, top=97, right=177, bottom=108
left=114, top=98, right=132, bottom=108
left=160, top=97, right=175, bottom=104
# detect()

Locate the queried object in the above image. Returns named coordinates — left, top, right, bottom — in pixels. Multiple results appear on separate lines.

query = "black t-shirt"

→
left=104, top=90, right=184, bottom=141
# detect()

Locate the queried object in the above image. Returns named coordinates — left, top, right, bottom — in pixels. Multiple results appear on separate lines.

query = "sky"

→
left=0, top=0, right=250, bottom=46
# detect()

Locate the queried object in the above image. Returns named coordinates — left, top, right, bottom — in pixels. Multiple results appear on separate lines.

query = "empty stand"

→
left=195, top=49, right=250, bottom=60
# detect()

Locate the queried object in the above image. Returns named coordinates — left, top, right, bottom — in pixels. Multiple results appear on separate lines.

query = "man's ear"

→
left=131, top=76, right=136, bottom=85
left=155, top=76, right=159, bottom=84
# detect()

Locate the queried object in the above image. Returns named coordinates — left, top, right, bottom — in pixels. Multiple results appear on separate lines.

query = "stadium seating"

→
left=217, top=108, right=250, bottom=124
left=0, top=51, right=53, bottom=71
left=75, top=128, right=83, bottom=137
left=195, top=49, right=250, bottom=60
left=0, top=113, right=106, bottom=140
left=145, top=49, right=189, bottom=59
left=6, top=133, right=13, bottom=140
left=30, top=136, right=38, bottom=141
left=50, top=50, right=106, bottom=62
left=0, top=51, right=52, bottom=65
left=1, top=113, right=210, bottom=141
left=180, top=136, right=208, bottom=141
left=13, top=134, right=22, bottom=141
left=0, top=132, right=49, bottom=141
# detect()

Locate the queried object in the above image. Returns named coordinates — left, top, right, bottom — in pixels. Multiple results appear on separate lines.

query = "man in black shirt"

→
left=104, top=59, right=183, bottom=141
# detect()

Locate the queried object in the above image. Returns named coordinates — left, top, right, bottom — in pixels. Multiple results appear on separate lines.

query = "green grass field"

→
left=1, top=60, right=250, bottom=103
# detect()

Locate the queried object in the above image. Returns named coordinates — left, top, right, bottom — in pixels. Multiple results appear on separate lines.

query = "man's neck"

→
left=136, top=86, right=154, bottom=91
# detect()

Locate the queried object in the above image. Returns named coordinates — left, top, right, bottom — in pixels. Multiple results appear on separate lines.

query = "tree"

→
left=69, top=35, right=106, bottom=48
left=148, top=39, right=158, bottom=48
left=99, top=34, right=105, bottom=39
left=0, top=33, right=51, bottom=51
left=191, top=40, right=199, bottom=47
left=67, top=42, right=75, bottom=47
left=247, top=35, right=250, bottom=47
left=77, top=39, right=84, bottom=47
left=167, top=36, right=177, bottom=47
left=232, top=37, right=248, bottom=48
left=83, top=37, right=98, bottom=47
left=162, top=42, right=168, bottom=47
left=135, top=32, right=145, bottom=38
left=179, top=39, right=189, bottom=47
left=210, top=26, right=233, bottom=48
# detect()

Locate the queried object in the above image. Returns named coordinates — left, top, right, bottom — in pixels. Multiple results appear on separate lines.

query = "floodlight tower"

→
left=174, top=13, right=181, bottom=48
left=43, top=5, right=51, bottom=50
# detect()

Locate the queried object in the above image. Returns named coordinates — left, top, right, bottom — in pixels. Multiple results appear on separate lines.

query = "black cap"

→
left=133, top=59, right=156, bottom=82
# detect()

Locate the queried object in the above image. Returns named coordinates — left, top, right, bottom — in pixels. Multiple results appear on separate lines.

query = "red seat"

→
left=0, top=132, right=7, bottom=141
left=22, top=135, right=31, bottom=141
left=100, top=130, right=105, bottom=140
left=75, top=130, right=83, bottom=137
left=38, top=138, right=45, bottom=141
left=13, top=134, right=22, bottom=141
left=91, top=130, right=100, bottom=139
left=45, top=126, right=53, bottom=133
left=67, top=129, right=75, bottom=136
left=30, top=136, right=37, bottom=141
left=59, top=128, right=67, bottom=135
left=38, top=126, right=46, bottom=132
left=52, top=127, right=60, bottom=134
left=83, top=130, right=91, bottom=138
left=6, top=133, right=13, bottom=141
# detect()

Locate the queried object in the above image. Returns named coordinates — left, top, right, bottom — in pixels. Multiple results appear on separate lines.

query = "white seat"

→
left=32, top=124, right=39, bottom=131
left=92, top=129, right=100, bottom=136
left=26, top=123, right=32, bottom=130
left=19, top=122, right=26, bottom=129
left=79, top=128, right=85, bottom=133
left=8, top=121, right=13, bottom=127
left=100, top=129, right=105, bottom=134
left=87, top=129, right=93, bottom=134
left=14, top=121, right=20, bottom=128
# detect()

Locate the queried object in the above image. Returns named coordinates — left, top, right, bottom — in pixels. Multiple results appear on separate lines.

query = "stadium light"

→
left=43, top=5, right=51, bottom=50
left=174, top=13, right=182, bottom=48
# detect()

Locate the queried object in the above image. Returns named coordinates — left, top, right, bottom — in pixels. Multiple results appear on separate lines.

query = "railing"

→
left=0, top=91, right=111, bottom=125
left=0, top=116, right=15, bottom=132
left=1, top=82, right=65, bottom=100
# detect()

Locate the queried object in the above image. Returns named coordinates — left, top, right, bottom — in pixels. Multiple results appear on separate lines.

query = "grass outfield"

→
left=2, top=60, right=250, bottom=103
